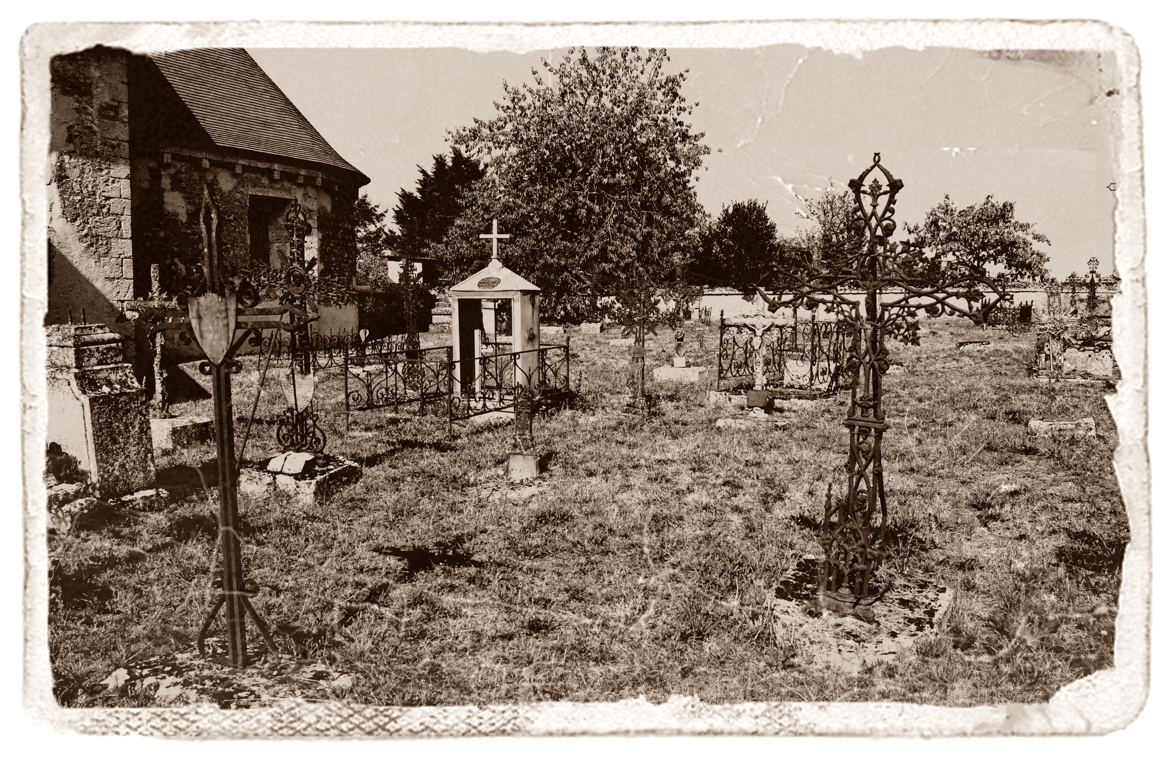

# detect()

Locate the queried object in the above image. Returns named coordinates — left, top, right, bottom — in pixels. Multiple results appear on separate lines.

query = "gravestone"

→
left=653, top=328, right=707, bottom=383
left=46, top=323, right=155, bottom=496
left=1062, top=348, right=1118, bottom=380
left=579, top=322, right=603, bottom=335
left=151, top=416, right=213, bottom=451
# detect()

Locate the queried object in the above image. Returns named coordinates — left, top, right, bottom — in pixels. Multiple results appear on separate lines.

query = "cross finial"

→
left=479, top=219, right=511, bottom=261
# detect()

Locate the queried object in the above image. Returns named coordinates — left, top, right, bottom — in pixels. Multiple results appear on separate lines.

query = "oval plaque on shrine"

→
left=476, top=276, right=501, bottom=289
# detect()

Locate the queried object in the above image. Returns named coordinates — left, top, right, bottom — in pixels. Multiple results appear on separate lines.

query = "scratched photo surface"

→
left=32, top=28, right=1143, bottom=735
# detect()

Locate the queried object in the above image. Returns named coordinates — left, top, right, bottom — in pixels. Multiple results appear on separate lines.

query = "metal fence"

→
left=449, top=344, right=572, bottom=422
left=343, top=344, right=453, bottom=418
left=716, top=314, right=849, bottom=396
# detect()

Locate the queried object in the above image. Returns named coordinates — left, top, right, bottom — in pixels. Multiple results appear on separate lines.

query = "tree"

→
left=793, top=186, right=864, bottom=274
left=436, top=46, right=710, bottom=327
left=392, top=148, right=485, bottom=267
left=353, top=192, right=394, bottom=288
left=903, top=195, right=1051, bottom=288
left=694, top=200, right=795, bottom=290
left=792, top=190, right=1049, bottom=302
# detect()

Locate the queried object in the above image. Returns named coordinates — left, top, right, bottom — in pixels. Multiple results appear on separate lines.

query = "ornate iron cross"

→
left=140, top=185, right=315, bottom=667
left=762, top=154, right=1011, bottom=613
left=276, top=199, right=325, bottom=453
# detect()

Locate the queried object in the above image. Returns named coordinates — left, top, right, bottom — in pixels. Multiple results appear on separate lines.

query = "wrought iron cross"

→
left=276, top=199, right=325, bottom=453
left=143, top=185, right=311, bottom=667
left=762, top=154, right=1011, bottom=613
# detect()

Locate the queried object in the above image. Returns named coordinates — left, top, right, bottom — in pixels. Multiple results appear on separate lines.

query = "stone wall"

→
left=691, top=285, right=1115, bottom=323
left=47, top=47, right=134, bottom=328
left=131, top=154, right=358, bottom=294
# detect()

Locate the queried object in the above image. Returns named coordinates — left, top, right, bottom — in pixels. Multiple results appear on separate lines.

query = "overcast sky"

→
left=250, top=45, right=1120, bottom=278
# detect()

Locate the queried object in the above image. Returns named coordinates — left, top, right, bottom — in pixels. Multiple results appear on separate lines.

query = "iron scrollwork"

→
left=760, top=154, right=1010, bottom=613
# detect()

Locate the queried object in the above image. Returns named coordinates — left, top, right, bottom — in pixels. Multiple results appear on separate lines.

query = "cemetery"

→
left=41, top=45, right=1128, bottom=711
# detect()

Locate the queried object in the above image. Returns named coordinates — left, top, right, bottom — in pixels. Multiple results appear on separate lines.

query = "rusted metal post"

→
left=210, top=359, right=249, bottom=666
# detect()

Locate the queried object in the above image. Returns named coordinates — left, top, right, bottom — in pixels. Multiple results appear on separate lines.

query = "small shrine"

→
left=448, top=220, right=541, bottom=397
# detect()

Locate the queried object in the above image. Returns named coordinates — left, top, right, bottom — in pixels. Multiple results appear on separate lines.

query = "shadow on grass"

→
left=373, top=538, right=483, bottom=579
left=155, top=459, right=219, bottom=495
left=1056, top=529, right=1127, bottom=574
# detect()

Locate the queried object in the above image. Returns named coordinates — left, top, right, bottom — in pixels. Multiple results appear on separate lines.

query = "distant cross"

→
left=479, top=219, right=511, bottom=260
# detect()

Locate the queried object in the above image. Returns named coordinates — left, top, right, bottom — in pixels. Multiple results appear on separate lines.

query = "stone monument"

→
left=46, top=323, right=155, bottom=496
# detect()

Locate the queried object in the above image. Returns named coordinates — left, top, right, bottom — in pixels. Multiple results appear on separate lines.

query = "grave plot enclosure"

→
left=716, top=315, right=849, bottom=397
left=1032, top=315, right=1118, bottom=382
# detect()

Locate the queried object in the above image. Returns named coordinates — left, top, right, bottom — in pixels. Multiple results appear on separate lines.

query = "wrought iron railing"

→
left=716, top=314, right=848, bottom=395
left=449, top=344, right=571, bottom=422
left=343, top=344, right=452, bottom=417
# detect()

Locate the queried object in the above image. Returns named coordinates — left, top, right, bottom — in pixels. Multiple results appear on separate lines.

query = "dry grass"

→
left=48, top=318, right=1127, bottom=707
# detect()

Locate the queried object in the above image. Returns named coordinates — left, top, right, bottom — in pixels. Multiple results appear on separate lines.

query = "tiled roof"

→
left=149, top=48, right=368, bottom=184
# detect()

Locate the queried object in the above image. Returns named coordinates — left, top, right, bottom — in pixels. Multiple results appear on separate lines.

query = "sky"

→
left=250, top=45, right=1121, bottom=278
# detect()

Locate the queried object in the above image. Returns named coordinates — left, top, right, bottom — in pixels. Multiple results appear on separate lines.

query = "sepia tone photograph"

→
left=20, top=18, right=1148, bottom=738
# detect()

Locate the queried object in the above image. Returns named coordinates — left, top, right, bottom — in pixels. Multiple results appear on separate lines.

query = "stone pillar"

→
left=46, top=323, right=155, bottom=496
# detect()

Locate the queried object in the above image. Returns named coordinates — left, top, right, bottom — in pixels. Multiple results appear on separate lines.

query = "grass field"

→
left=47, top=317, right=1128, bottom=707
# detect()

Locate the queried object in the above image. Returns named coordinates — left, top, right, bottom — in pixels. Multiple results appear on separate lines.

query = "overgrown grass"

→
left=48, top=318, right=1127, bottom=707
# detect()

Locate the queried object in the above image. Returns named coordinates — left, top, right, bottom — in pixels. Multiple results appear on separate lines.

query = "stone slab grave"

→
left=652, top=365, right=707, bottom=384
left=768, top=556, right=955, bottom=675
left=46, top=323, right=155, bottom=496
left=101, top=639, right=352, bottom=708
left=957, top=340, right=991, bottom=351
left=608, top=337, right=635, bottom=347
left=150, top=415, right=213, bottom=451
left=1028, top=417, right=1097, bottom=440
left=715, top=406, right=791, bottom=430
left=579, top=321, right=603, bottom=335
left=239, top=451, right=361, bottom=506
left=1061, top=348, right=1118, bottom=380
left=707, top=390, right=748, bottom=409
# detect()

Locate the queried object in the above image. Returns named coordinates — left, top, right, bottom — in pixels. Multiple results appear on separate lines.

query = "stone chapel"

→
left=47, top=46, right=371, bottom=361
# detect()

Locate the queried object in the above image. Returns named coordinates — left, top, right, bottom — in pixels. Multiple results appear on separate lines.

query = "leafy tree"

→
left=392, top=148, right=485, bottom=266
left=792, top=186, right=864, bottom=274
left=694, top=199, right=794, bottom=290
left=791, top=190, right=1049, bottom=298
left=353, top=192, right=394, bottom=288
left=436, top=46, right=710, bottom=330
left=903, top=195, right=1051, bottom=286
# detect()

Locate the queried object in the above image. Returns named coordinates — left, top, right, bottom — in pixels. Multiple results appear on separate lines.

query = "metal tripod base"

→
left=196, top=589, right=279, bottom=667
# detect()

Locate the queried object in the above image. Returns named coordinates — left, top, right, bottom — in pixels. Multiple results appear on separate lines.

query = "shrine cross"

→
left=479, top=219, right=511, bottom=260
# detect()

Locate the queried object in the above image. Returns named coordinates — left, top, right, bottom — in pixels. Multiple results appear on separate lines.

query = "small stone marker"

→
left=266, top=450, right=318, bottom=475
left=241, top=453, right=361, bottom=506
left=507, top=452, right=543, bottom=483
left=707, top=390, right=747, bottom=408
left=579, top=321, right=603, bottom=335
left=672, top=356, right=688, bottom=368
left=1027, top=417, right=1097, bottom=439
left=957, top=340, right=991, bottom=351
